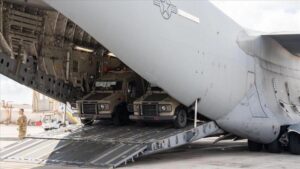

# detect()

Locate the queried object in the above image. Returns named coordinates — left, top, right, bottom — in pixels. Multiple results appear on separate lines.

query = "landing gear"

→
left=248, top=139, right=282, bottom=153
left=248, top=130, right=300, bottom=154
left=248, top=140, right=263, bottom=152
left=265, top=139, right=282, bottom=153
left=173, top=108, right=187, bottom=129
left=289, top=132, right=300, bottom=155
left=81, top=118, right=94, bottom=126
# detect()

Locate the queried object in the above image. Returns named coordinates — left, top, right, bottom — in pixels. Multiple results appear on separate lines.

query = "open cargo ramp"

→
left=0, top=121, right=221, bottom=168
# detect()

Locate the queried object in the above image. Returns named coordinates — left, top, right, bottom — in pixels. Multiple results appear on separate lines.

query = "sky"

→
left=211, top=0, right=300, bottom=32
left=0, top=75, right=32, bottom=104
left=1, top=1, right=300, bottom=105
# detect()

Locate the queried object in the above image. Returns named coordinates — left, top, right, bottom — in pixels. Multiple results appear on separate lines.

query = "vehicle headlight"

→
left=159, top=104, right=172, bottom=112
left=161, top=105, right=166, bottom=111
left=98, top=103, right=110, bottom=111
left=134, top=104, right=141, bottom=112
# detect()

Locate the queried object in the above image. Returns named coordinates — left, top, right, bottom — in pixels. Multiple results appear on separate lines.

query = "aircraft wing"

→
left=262, top=33, right=300, bottom=56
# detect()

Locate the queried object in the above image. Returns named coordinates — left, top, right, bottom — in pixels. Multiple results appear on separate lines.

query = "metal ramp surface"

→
left=0, top=121, right=220, bottom=168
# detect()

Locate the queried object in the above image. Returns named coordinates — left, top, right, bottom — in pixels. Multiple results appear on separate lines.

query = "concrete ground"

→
left=0, top=124, right=44, bottom=148
left=0, top=125, right=299, bottom=169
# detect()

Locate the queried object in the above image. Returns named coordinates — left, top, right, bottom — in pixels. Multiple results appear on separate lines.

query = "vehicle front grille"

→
left=142, top=104, right=158, bottom=116
left=82, top=103, right=97, bottom=114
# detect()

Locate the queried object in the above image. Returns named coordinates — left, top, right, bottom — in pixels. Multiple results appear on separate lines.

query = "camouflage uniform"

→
left=17, top=115, right=27, bottom=139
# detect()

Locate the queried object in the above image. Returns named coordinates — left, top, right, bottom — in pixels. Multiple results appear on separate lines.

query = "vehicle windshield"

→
left=43, top=116, right=57, bottom=123
left=43, top=116, right=51, bottom=123
left=95, top=81, right=123, bottom=91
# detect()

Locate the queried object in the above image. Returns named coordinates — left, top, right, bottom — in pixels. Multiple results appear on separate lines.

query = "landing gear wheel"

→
left=81, top=119, right=94, bottom=126
left=265, top=139, right=282, bottom=153
left=289, top=132, right=300, bottom=155
left=248, top=140, right=263, bottom=152
left=173, top=108, right=187, bottom=129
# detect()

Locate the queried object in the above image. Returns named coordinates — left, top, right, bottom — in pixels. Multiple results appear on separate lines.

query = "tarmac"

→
left=0, top=124, right=299, bottom=169
left=0, top=124, right=44, bottom=148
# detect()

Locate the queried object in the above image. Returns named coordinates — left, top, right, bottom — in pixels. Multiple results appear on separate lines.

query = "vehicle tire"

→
left=265, top=139, right=282, bottom=153
left=81, top=119, right=94, bottom=126
left=136, top=121, right=145, bottom=126
left=112, top=108, right=122, bottom=126
left=248, top=140, right=263, bottom=152
left=120, top=105, right=130, bottom=124
left=113, top=104, right=130, bottom=126
left=289, top=132, right=300, bottom=155
left=173, top=107, right=187, bottom=129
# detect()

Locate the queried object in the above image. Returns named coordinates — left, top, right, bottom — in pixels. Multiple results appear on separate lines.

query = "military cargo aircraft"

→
left=0, top=0, right=300, bottom=159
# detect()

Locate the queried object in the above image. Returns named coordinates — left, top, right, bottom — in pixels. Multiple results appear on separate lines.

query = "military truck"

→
left=130, top=86, right=188, bottom=128
left=77, top=72, right=145, bottom=125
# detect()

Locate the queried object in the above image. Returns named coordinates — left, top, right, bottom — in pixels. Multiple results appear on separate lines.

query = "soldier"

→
left=17, top=108, right=27, bottom=139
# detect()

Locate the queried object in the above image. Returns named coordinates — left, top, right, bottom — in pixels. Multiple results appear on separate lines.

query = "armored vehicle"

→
left=130, top=87, right=188, bottom=128
left=77, top=72, right=145, bottom=125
